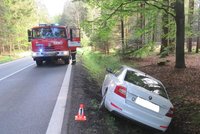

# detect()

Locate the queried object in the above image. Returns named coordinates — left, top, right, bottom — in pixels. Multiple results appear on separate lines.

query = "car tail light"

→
left=114, top=85, right=127, bottom=98
left=166, top=107, right=174, bottom=118
left=160, top=125, right=168, bottom=129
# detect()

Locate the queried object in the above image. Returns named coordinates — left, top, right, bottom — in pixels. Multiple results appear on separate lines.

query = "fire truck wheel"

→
left=64, top=58, right=69, bottom=65
left=36, top=60, right=43, bottom=66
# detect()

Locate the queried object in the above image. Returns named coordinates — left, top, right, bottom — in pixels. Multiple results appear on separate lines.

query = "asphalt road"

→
left=0, top=57, right=71, bottom=134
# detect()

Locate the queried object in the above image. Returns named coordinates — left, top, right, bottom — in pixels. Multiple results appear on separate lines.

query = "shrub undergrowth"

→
left=78, top=47, right=126, bottom=85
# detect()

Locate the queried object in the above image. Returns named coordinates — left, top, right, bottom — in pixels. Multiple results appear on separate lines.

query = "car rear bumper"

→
left=104, top=96, right=172, bottom=132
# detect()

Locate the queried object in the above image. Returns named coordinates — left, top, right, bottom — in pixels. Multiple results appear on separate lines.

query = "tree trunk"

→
left=196, top=4, right=200, bottom=53
left=187, top=0, right=194, bottom=52
left=152, top=25, right=156, bottom=42
left=160, top=0, right=169, bottom=55
left=169, top=3, right=175, bottom=52
left=187, top=38, right=192, bottom=52
left=175, top=0, right=186, bottom=68
left=121, top=18, right=125, bottom=54
left=2, top=44, right=5, bottom=53
left=196, top=37, right=199, bottom=53
left=160, top=1, right=169, bottom=56
left=140, top=2, right=145, bottom=45
left=106, top=43, right=109, bottom=55
left=125, top=17, right=128, bottom=49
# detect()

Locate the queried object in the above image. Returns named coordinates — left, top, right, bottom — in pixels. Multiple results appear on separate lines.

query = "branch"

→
left=151, top=0, right=174, bottom=9
left=144, top=1, right=175, bottom=18
left=104, top=0, right=143, bottom=21
left=105, top=3, right=124, bottom=21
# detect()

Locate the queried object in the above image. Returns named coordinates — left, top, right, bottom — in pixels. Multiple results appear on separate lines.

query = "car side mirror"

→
left=106, top=68, right=113, bottom=74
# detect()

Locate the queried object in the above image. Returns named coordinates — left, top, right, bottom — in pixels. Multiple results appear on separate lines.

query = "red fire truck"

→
left=28, top=24, right=80, bottom=66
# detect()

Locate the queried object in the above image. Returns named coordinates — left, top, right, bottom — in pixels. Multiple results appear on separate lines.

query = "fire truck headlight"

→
left=63, top=51, right=69, bottom=55
left=32, top=52, right=37, bottom=57
left=39, top=48, right=43, bottom=53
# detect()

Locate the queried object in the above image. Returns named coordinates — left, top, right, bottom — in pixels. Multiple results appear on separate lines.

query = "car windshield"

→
left=32, top=27, right=67, bottom=38
left=124, top=70, right=168, bottom=98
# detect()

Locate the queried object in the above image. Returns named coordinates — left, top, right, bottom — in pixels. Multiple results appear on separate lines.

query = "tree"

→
left=196, top=2, right=200, bottom=53
left=78, top=0, right=186, bottom=68
left=174, top=0, right=186, bottom=68
left=60, top=1, right=87, bottom=27
left=0, top=0, right=45, bottom=54
left=187, top=0, right=194, bottom=52
left=160, top=0, right=169, bottom=57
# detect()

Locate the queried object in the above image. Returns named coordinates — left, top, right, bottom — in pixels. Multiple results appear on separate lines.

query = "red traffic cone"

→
left=75, top=104, right=86, bottom=121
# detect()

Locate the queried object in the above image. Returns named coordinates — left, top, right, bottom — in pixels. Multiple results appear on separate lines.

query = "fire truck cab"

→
left=28, top=24, right=80, bottom=66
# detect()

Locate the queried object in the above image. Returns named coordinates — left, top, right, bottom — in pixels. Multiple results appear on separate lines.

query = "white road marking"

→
left=0, top=63, right=35, bottom=82
left=46, top=64, right=72, bottom=134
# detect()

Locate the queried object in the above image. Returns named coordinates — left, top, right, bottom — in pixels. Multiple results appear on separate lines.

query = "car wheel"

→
left=99, top=88, right=107, bottom=110
left=64, top=58, right=69, bottom=65
left=36, top=60, right=42, bottom=66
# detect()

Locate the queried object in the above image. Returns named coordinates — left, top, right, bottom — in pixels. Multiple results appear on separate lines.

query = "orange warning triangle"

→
left=75, top=104, right=86, bottom=121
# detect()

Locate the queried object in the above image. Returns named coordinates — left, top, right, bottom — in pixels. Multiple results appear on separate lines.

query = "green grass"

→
left=0, top=55, right=14, bottom=64
left=105, top=115, right=119, bottom=134
left=0, top=51, right=31, bottom=64
left=78, top=47, right=128, bottom=85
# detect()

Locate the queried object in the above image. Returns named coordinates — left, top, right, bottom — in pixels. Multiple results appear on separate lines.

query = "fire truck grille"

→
left=44, top=46, right=55, bottom=51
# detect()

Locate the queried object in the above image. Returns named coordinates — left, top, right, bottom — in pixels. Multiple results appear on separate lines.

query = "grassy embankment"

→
left=78, top=47, right=143, bottom=134
left=78, top=47, right=134, bottom=85
left=0, top=51, right=31, bottom=64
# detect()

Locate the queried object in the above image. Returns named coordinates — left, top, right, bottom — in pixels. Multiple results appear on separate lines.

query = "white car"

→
left=100, top=65, right=174, bottom=132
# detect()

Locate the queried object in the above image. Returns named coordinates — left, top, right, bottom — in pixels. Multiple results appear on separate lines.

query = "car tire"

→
left=99, top=88, right=107, bottom=110
left=36, top=60, right=43, bottom=66
left=64, top=58, right=69, bottom=65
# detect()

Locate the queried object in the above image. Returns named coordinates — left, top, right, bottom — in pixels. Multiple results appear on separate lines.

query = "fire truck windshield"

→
left=32, top=27, right=67, bottom=39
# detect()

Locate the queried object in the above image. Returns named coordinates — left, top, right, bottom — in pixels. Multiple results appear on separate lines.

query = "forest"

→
left=0, top=0, right=50, bottom=60
left=0, top=0, right=199, bottom=69
left=58, top=0, right=199, bottom=68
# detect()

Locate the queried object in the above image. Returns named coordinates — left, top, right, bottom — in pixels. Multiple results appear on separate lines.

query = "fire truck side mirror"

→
left=27, top=29, right=32, bottom=42
left=69, top=28, right=80, bottom=41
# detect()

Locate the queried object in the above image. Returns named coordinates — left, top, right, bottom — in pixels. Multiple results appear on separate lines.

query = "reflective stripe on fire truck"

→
left=71, top=51, right=76, bottom=54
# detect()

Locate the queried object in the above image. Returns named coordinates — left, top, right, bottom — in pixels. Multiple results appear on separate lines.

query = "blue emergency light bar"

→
left=39, top=24, right=48, bottom=26
left=38, top=24, right=60, bottom=27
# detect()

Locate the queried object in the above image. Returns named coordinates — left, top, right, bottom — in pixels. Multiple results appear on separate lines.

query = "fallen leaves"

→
left=134, top=54, right=200, bottom=134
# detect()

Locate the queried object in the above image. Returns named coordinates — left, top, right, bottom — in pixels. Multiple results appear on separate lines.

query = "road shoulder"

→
left=63, top=61, right=109, bottom=134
